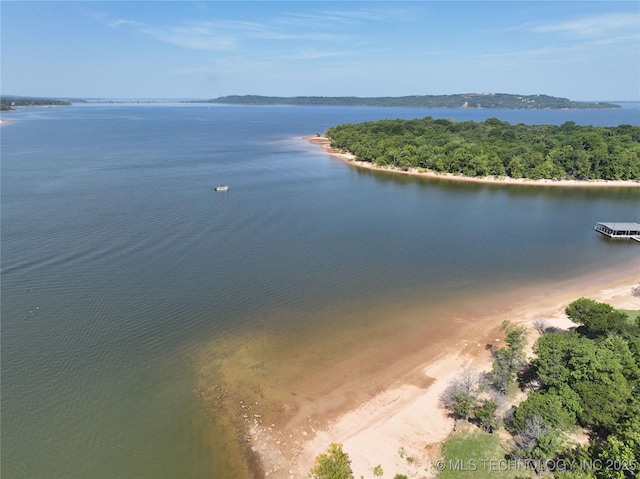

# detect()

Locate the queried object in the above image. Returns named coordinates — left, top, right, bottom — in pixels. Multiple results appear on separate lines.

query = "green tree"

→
left=565, top=298, right=629, bottom=337
left=573, top=374, right=631, bottom=430
left=513, top=416, right=564, bottom=477
left=512, top=390, right=576, bottom=431
left=532, top=330, right=633, bottom=430
left=601, top=336, right=640, bottom=382
left=532, top=332, right=586, bottom=389
left=595, top=434, right=640, bottom=479
left=502, top=320, right=527, bottom=351
left=488, top=154, right=506, bottom=176
left=474, top=400, right=497, bottom=432
left=451, top=392, right=476, bottom=421
left=442, top=367, right=484, bottom=420
left=490, top=320, right=527, bottom=394
left=309, top=443, right=354, bottom=479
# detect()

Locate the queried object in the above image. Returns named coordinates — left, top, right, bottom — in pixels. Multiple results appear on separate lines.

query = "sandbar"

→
left=304, top=135, right=640, bottom=188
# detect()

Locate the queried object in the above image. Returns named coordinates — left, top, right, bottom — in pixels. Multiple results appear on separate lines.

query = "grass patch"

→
left=620, top=309, right=639, bottom=323
left=437, top=424, right=529, bottom=479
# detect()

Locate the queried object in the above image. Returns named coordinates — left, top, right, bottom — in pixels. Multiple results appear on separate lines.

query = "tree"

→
left=490, top=321, right=527, bottom=394
left=573, top=374, right=631, bottom=430
left=513, top=416, right=563, bottom=476
left=491, top=348, right=516, bottom=394
left=441, top=366, right=483, bottom=420
left=532, top=332, right=590, bottom=389
left=503, top=320, right=527, bottom=350
left=532, top=318, right=548, bottom=336
left=508, top=156, right=528, bottom=178
left=594, top=416, right=640, bottom=479
left=532, top=330, right=633, bottom=430
left=512, top=390, right=577, bottom=431
left=475, top=400, right=497, bottom=432
left=565, top=298, right=629, bottom=337
left=452, top=392, right=476, bottom=421
left=309, top=443, right=354, bottom=479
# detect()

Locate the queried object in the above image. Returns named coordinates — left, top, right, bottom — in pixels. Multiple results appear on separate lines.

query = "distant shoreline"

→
left=209, top=93, right=622, bottom=109
left=305, top=135, right=640, bottom=188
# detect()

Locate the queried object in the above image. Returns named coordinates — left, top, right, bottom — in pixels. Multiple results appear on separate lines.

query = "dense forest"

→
left=325, top=117, right=640, bottom=181
left=210, top=94, right=620, bottom=109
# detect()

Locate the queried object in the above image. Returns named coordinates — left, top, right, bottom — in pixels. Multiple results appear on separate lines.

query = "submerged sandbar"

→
left=195, top=261, right=639, bottom=478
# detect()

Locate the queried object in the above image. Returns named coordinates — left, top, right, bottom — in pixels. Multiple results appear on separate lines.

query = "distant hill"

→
left=208, top=94, right=620, bottom=109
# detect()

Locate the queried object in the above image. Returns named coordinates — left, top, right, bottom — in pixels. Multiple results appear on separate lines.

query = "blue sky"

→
left=2, top=1, right=639, bottom=100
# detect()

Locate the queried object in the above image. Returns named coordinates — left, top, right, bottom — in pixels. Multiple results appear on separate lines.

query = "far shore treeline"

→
left=209, top=94, right=620, bottom=110
left=325, top=117, right=640, bottom=181
left=0, top=96, right=72, bottom=110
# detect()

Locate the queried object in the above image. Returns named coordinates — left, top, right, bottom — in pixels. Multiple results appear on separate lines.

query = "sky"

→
left=1, top=1, right=639, bottom=101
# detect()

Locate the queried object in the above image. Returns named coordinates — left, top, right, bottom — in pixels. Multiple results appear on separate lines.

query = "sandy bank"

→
left=304, top=135, right=640, bottom=188
left=247, top=266, right=639, bottom=478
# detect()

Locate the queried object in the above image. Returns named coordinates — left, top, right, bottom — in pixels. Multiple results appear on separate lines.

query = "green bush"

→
left=308, top=443, right=354, bottom=479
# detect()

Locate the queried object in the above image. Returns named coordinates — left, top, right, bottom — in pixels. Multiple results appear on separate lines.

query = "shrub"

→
left=309, top=443, right=354, bottom=479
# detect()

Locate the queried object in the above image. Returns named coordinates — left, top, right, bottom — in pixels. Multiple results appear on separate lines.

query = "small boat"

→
left=215, top=185, right=229, bottom=192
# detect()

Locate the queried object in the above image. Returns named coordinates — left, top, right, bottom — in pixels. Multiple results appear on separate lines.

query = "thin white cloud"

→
left=143, top=23, right=238, bottom=51
left=108, top=19, right=145, bottom=28
left=468, top=44, right=587, bottom=65
left=269, top=49, right=355, bottom=61
left=103, top=15, right=346, bottom=52
left=280, top=8, right=397, bottom=27
left=475, top=12, right=639, bottom=67
left=590, top=34, right=640, bottom=47
left=529, top=13, right=639, bottom=39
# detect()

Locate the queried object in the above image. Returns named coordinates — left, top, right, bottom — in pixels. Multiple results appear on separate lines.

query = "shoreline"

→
left=243, top=263, right=639, bottom=478
left=304, top=135, right=640, bottom=188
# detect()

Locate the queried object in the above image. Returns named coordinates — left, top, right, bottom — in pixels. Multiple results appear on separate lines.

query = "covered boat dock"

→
left=594, top=222, right=640, bottom=242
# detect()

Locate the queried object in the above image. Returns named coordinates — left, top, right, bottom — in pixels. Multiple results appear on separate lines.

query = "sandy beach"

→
left=304, top=135, right=640, bottom=188
left=238, top=263, right=639, bottom=479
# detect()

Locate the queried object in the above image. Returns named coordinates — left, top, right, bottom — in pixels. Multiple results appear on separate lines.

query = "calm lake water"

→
left=2, top=103, right=639, bottom=478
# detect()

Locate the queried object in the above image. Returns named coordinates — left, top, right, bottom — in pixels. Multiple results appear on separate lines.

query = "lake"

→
left=2, top=103, right=639, bottom=478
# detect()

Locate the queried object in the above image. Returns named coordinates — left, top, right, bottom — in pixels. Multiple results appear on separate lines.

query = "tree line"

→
left=0, top=96, right=71, bottom=109
left=325, top=117, right=640, bottom=181
left=210, top=94, right=620, bottom=109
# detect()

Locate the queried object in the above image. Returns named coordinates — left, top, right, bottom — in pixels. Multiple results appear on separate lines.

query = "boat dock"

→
left=594, top=222, right=640, bottom=242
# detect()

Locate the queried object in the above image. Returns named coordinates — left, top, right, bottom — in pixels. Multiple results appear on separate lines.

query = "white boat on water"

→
left=215, top=185, right=229, bottom=192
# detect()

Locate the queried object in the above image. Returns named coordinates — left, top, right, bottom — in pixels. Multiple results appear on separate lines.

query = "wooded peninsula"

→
left=209, top=94, right=620, bottom=110
left=0, top=96, right=72, bottom=110
left=325, top=117, right=640, bottom=181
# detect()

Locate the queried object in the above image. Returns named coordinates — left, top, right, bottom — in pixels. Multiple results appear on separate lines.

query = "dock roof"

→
left=596, top=222, right=640, bottom=230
